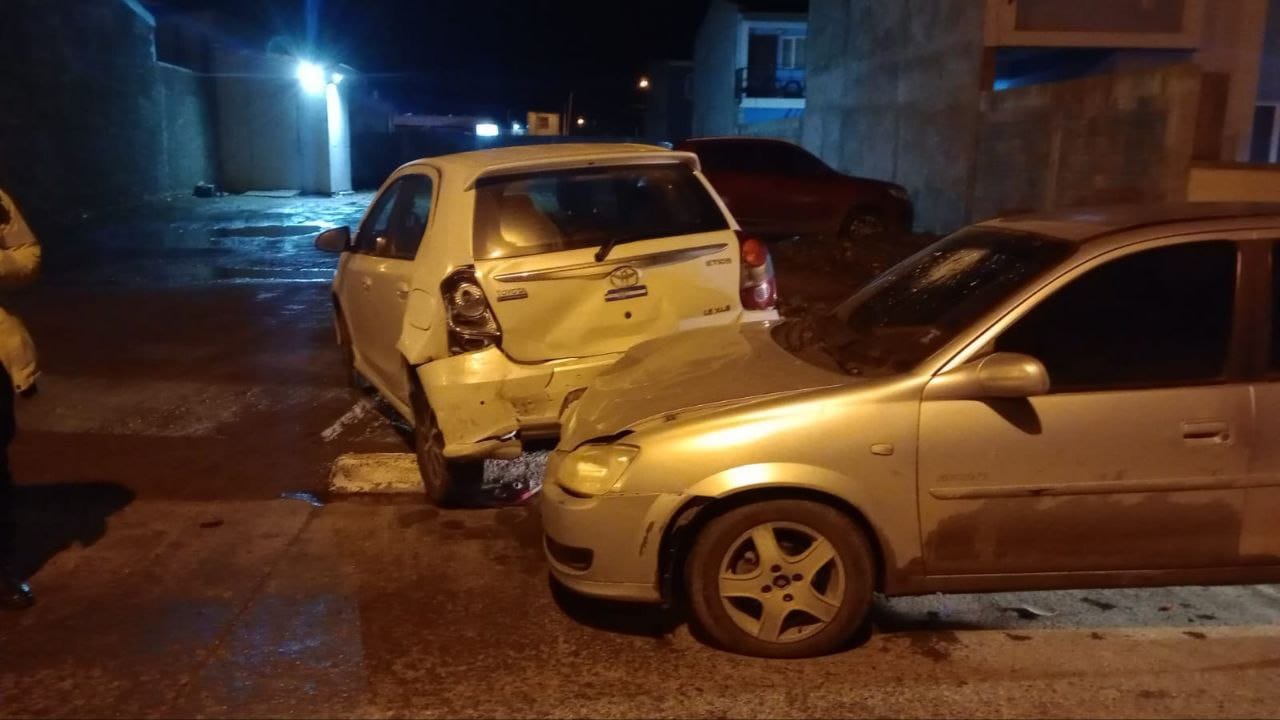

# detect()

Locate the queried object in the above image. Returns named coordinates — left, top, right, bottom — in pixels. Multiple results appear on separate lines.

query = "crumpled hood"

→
left=561, top=321, right=847, bottom=448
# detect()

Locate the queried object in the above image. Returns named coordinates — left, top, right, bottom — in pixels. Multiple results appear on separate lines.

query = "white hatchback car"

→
left=317, top=144, right=777, bottom=504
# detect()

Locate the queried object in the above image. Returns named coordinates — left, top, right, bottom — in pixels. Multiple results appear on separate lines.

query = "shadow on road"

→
left=9, top=481, right=135, bottom=578
left=548, top=576, right=683, bottom=639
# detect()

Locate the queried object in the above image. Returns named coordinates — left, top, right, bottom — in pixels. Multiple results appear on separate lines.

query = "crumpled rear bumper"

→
left=417, top=348, right=621, bottom=459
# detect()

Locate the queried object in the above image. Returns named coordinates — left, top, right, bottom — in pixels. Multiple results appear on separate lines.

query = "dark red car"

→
left=676, top=137, right=913, bottom=239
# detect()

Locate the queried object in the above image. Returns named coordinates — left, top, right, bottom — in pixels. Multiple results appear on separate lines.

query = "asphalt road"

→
left=0, top=193, right=1276, bottom=718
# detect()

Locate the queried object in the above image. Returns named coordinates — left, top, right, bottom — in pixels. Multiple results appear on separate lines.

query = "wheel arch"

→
left=657, top=483, right=890, bottom=604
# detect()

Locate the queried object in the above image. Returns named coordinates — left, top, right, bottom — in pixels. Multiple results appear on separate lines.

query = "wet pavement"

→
left=0, top=193, right=1277, bottom=718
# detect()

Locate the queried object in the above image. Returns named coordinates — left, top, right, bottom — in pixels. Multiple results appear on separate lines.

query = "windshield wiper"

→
left=595, top=237, right=620, bottom=263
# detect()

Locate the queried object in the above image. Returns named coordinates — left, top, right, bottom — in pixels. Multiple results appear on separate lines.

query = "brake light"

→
left=442, top=267, right=502, bottom=355
left=736, top=231, right=777, bottom=311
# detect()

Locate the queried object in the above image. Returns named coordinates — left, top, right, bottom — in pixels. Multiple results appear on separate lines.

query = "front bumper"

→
left=539, top=453, right=672, bottom=603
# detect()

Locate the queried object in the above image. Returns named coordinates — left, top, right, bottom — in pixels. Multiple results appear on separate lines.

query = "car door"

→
left=1244, top=237, right=1280, bottom=566
left=470, top=162, right=743, bottom=363
left=917, top=237, right=1256, bottom=577
left=343, top=172, right=436, bottom=401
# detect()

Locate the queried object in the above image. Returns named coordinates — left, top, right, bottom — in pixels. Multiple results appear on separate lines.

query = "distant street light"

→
left=638, top=76, right=651, bottom=90
left=576, top=116, right=586, bottom=128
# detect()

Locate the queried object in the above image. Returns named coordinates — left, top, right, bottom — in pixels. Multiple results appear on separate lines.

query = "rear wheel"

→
left=686, top=500, right=874, bottom=658
left=410, top=380, right=482, bottom=507
left=839, top=206, right=886, bottom=239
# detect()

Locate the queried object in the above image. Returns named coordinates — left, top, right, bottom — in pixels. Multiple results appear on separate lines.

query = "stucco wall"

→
left=693, top=0, right=742, bottom=137
left=802, top=0, right=987, bottom=233
left=0, top=0, right=215, bottom=226
left=972, top=64, right=1203, bottom=220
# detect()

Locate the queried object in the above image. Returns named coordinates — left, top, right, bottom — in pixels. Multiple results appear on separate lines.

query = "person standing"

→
left=0, top=189, right=40, bottom=611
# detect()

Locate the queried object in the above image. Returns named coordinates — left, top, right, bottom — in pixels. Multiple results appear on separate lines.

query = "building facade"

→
left=692, top=0, right=808, bottom=137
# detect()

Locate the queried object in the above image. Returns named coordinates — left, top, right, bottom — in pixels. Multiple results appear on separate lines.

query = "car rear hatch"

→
left=468, top=160, right=750, bottom=363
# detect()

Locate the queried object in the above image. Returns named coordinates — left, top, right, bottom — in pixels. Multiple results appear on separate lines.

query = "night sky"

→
left=144, top=0, right=718, bottom=130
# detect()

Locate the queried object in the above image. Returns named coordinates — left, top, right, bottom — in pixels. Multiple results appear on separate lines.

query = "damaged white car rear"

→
left=317, top=144, right=777, bottom=504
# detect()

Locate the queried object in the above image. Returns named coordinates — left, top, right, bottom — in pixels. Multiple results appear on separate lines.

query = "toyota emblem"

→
left=608, top=265, right=641, bottom=288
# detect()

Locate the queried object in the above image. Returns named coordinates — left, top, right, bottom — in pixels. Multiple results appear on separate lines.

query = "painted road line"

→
left=328, top=452, right=424, bottom=495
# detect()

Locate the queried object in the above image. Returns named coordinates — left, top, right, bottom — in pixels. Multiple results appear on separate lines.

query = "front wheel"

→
left=685, top=500, right=875, bottom=658
left=410, top=382, right=482, bottom=507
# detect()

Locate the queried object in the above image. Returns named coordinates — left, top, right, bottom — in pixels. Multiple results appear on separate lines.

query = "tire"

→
left=685, top=499, right=874, bottom=658
left=410, top=381, right=482, bottom=507
left=839, top=206, right=886, bottom=239
left=334, top=308, right=367, bottom=390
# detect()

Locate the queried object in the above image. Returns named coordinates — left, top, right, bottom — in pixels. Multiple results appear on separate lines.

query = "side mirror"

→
left=315, top=226, right=351, bottom=253
left=926, top=352, right=1050, bottom=401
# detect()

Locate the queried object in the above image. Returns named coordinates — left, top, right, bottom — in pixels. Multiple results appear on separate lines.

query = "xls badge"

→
left=605, top=265, right=647, bottom=301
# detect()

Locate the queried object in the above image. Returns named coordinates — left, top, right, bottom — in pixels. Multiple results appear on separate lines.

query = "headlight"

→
left=557, top=444, right=640, bottom=497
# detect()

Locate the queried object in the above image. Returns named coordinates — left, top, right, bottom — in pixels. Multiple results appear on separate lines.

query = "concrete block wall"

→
left=802, top=0, right=987, bottom=232
left=972, top=64, right=1203, bottom=220
left=0, top=0, right=215, bottom=227
left=158, top=64, right=218, bottom=193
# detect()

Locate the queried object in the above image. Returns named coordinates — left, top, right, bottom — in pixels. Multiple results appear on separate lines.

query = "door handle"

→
left=395, top=283, right=410, bottom=300
left=1182, top=420, right=1231, bottom=444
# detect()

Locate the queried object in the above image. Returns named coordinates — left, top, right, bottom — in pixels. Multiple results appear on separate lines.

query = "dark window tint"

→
left=389, top=175, right=433, bottom=259
left=355, top=175, right=434, bottom=259
left=1272, top=242, right=1279, bottom=371
left=473, top=163, right=727, bottom=260
left=998, top=241, right=1237, bottom=391
left=356, top=183, right=401, bottom=254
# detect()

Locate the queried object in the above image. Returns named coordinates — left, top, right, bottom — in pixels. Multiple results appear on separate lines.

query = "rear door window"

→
left=473, top=163, right=728, bottom=260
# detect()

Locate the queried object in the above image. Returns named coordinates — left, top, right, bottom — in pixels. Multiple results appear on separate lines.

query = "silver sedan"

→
left=542, top=203, right=1280, bottom=658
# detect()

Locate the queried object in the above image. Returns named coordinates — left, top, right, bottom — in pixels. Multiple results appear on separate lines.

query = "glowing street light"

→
left=475, top=122, right=500, bottom=137
left=576, top=116, right=586, bottom=128
left=296, top=60, right=327, bottom=96
left=638, top=76, right=651, bottom=90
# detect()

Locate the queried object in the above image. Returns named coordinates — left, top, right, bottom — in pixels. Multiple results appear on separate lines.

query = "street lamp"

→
left=296, top=60, right=327, bottom=96
left=638, top=76, right=651, bottom=90
left=576, top=116, right=586, bottom=128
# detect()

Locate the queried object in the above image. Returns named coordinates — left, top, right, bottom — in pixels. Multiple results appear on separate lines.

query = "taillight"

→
left=736, top=231, right=777, bottom=311
left=442, top=267, right=502, bottom=355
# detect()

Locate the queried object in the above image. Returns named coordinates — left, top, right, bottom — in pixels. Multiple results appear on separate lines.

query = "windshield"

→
left=473, top=163, right=729, bottom=260
left=775, top=228, right=1073, bottom=377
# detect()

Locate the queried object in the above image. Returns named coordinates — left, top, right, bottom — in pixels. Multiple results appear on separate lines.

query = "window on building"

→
left=1251, top=105, right=1279, bottom=164
left=779, top=36, right=806, bottom=70
left=997, top=241, right=1238, bottom=391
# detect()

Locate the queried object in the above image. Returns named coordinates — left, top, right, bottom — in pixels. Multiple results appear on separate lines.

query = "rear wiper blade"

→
left=595, top=237, right=620, bottom=263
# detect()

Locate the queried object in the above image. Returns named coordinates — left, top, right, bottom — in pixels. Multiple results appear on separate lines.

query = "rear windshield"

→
left=473, top=163, right=729, bottom=260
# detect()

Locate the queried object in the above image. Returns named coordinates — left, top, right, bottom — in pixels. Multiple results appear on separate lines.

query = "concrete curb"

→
left=328, top=452, right=425, bottom=495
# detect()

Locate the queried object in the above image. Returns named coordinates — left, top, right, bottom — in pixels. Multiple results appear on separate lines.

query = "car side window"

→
left=355, top=182, right=402, bottom=254
left=387, top=174, right=434, bottom=260
left=996, top=241, right=1238, bottom=392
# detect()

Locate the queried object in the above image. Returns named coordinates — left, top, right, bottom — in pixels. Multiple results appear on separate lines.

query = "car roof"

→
left=680, top=136, right=796, bottom=147
left=403, top=143, right=694, bottom=188
left=978, top=202, right=1280, bottom=242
